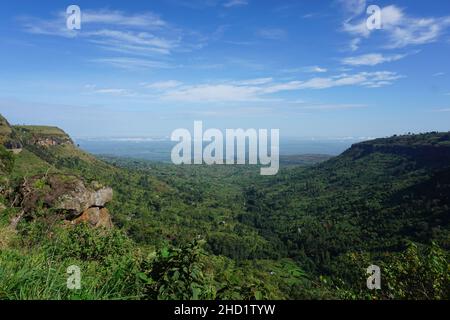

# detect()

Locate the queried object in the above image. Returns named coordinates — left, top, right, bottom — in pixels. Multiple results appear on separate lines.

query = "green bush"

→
left=140, top=239, right=216, bottom=300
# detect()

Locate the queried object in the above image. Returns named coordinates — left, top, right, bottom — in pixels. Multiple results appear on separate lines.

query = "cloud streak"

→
left=341, top=53, right=408, bottom=66
left=18, top=8, right=200, bottom=59
left=156, top=71, right=403, bottom=102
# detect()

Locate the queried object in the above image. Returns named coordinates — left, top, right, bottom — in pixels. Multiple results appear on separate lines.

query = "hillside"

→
left=239, top=133, right=450, bottom=297
left=0, top=114, right=449, bottom=300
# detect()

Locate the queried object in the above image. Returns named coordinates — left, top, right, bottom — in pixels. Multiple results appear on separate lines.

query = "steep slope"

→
left=0, top=115, right=22, bottom=151
left=0, top=115, right=12, bottom=141
left=0, top=115, right=119, bottom=229
left=8, top=123, right=115, bottom=179
left=240, top=132, right=450, bottom=272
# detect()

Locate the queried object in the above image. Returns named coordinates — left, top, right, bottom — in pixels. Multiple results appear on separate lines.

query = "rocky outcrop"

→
left=34, top=136, right=71, bottom=147
left=11, top=125, right=73, bottom=149
left=19, top=174, right=113, bottom=229
left=54, top=183, right=113, bottom=214
left=71, top=207, right=113, bottom=228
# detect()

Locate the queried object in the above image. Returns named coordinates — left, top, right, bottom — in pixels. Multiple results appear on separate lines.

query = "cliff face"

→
left=0, top=114, right=114, bottom=230
left=13, top=125, right=74, bottom=148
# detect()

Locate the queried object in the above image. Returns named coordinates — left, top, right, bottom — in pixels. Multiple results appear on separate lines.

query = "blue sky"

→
left=0, top=0, right=449, bottom=138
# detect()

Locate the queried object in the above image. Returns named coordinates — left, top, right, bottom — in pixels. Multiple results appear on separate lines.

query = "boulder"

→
left=20, top=174, right=114, bottom=229
left=55, top=185, right=113, bottom=214
left=71, top=207, right=113, bottom=229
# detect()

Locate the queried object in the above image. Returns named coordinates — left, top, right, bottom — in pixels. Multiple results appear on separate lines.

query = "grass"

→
left=13, top=125, right=68, bottom=137
left=0, top=227, right=16, bottom=251
left=0, top=224, right=143, bottom=300
left=11, top=149, right=57, bottom=179
left=0, top=115, right=12, bottom=135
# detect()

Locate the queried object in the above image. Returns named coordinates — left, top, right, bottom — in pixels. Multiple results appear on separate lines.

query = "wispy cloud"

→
left=161, top=84, right=262, bottom=102
left=18, top=8, right=200, bottom=58
left=143, top=80, right=183, bottom=90
left=91, top=57, right=172, bottom=70
left=349, top=38, right=361, bottom=51
left=282, top=66, right=328, bottom=73
left=303, top=66, right=328, bottom=73
left=342, top=5, right=450, bottom=49
left=158, top=71, right=403, bottom=102
left=82, top=86, right=137, bottom=97
left=81, top=9, right=167, bottom=28
left=233, top=78, right=273, bottom=85
left=86, top=29, right=178, bottom=55
left=341, top=53, right=407, bottom=66
left=293, top=71, right=403, bottom=89
left=223, top=0, right=248, bottom=8
left=299, top=103, right=367, bottom=110
left=92, top=88, right=133, bottom=96
left=338, top=0, right=367, bottom=17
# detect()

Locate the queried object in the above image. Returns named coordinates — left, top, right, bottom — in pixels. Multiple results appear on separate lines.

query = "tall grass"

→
left=0, top=223, right=144, bottom=300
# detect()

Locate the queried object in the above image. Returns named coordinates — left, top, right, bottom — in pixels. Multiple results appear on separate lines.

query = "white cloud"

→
left=233, top=78, right=273, bottom=85
left=159, top=71, right=402, bottom=102
left=303, top=66, right=328, bottom=73
left=81, top=9, right=167, bottom=28
left=223, top=0, right=248, bottom=8
left=341, top=53, right=407, bottom=66
left=294, top=71, right=403, bottom=89
left=282, top=66, right=327, bottom=73
left=19, top=9, right=198, bottom=57
left=433, top=72, right=445, bottom=77
left=342, top=5, right=450, bottom=48
left=92, top=88, right=134, bottom=96
left=349, top=38, right=361, bottom=51
left=92, top=57, right=172, bottom=70
left=86, top=29, right=177, bottom=55
left=262, top=81, right=303, bottom=94
left=338, top=0, right=367, bottom=17
left=162, top=84, right=261, bottom=102
left=144, top=80, right=183, bottom=90
left=299, top=103, right=366, bottom=110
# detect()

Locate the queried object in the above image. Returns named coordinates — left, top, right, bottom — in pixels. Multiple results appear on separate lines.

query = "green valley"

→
left=0, top=114, right=448, bottom=300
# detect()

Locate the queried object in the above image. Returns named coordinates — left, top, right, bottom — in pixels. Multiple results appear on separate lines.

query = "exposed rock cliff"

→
left=13, top=125, right=73, bottom=148
left=19, top=174, right=113, bottom=229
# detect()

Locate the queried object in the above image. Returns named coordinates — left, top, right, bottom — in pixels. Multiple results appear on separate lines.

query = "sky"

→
left=0, top=0, right=449, bottom=139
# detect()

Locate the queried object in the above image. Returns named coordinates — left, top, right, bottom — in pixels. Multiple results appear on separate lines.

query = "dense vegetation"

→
left=0, top=116, right=449, bottom=300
